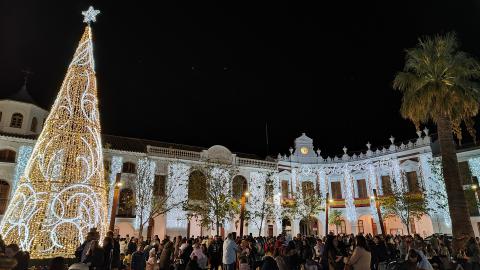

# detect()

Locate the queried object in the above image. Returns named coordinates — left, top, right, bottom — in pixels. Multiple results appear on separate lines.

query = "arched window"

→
left=10, top=113, right=23, bottom=128
left=122, top=162, right=136, bottom=174
left=0, top=181, right=10, bottom=215
left=118, top=188, right=135, bottom=217
left=0, top=150, right=16, bottom=163
left=188, top=170, right=207, bottom=201
left=232, top=175, right=248, bottom=200
left=30, top=117, right=38, bottom=132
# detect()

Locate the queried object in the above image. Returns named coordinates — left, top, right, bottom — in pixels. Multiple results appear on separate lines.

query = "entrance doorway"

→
left=282, top=218, right=292, bottom=237
left=299, top=217, right=318, bottom=236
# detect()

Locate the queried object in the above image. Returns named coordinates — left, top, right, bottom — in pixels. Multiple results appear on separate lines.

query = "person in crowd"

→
left=49, top=256, right=67, bottom=270
left=274, top=248, right=288, bottom=270
left=84, top=240, right=105, bottom=270
left=0, top=235, right=6, bottom=254
left=222, top=233, right=238, bottom=270
left=208, top=236, right=223, bottom=270
left=322, top=234, right=344, bottom=270
left=102, top=236, right=113, bottom=270
left=118, top=254, right=126, bottom=270
left=185, top=256, right=201, bottom=270
left=407, top=249, right=433, bottom=270
left=146, top=248, right=158, bottom=270
left=108, top=232, right=121, bottom=270
left=159, top=239, right=174, bottom=270
left=371, top=236, right=388, bottom=270
left=466, top=236, right=480, bottom=270
left=5, top=244, right=28, bottom=270
left=314, top=239, right=324, bottom=263
left=284, top=241, right=300, bottom=270
left=239, top=257, right=250, bottom=270
left=190, top=243, right=207, bottom=269
left=239, top=240, right=251, bottom=267
left=130, top=245, right=146, bottom=270
left=261, top=247, right=279, bottom=270
left=76, top=228, right=100, bottom=263
left=127, top=237, right=137, bottom=255
left=345, top=235, right=371, bottom=270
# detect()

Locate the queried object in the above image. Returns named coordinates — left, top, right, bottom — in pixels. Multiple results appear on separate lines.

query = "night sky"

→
left=2, top=1, right=480, bottom=158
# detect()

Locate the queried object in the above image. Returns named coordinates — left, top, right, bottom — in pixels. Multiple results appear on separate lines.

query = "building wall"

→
left=0, top=100, right=47, bottom=135
left=0, top=102, right=479, bottom=238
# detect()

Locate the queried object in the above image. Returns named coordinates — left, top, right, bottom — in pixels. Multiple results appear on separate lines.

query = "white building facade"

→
left=1, top=87, right=480, bottom=238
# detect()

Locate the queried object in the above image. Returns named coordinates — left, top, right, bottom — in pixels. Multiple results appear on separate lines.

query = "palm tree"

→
left=393, top=33, right=480, bottom=239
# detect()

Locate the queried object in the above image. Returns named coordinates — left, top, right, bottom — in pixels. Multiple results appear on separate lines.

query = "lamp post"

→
left=472, top=185, right=480, bottom=214
left=372, top=189, right=385, bottom=236
left=325, top=192, right=330, bottom=235
left=240, top=191, right=250, bottom=238
left=109, top=173, right=122, bottom=232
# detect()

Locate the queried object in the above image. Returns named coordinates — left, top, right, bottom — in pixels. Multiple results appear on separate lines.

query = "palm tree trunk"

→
left=437, top=116, right=474, bottom=241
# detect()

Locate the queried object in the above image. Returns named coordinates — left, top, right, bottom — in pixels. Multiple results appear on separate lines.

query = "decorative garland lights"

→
left=134, top=158, right=156, bottom=229
left=343, top=167, right=357, bottom=222
left=165, top=162, right=190, bottom=234
left=10, top=145, right=33, bottom=200
left=107, top=156, right=123, bottom=221
left=0, top=8, right=108, bottom=259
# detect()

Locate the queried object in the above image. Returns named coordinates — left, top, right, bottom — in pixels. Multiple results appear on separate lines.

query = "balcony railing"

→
left=147, top=145, right=277, bottom=170
left=147, top=146, right=201, bottom=161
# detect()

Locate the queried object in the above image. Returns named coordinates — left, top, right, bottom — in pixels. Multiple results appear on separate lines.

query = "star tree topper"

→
left=82, top=6, right=100, bottom=24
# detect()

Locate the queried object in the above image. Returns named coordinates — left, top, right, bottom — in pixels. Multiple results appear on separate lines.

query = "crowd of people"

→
left=2, top=229, right=480, bottom=270
left=71, top=229, right=480, bottom=270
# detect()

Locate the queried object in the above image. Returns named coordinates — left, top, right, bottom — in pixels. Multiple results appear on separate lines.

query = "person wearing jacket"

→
left=84, top=240, right=105, bottom=270
left=222, top=233, right=238, bottom=270
left=131, top=245, right=146, bottom=270
left=345, top=235, right=371, bottom=270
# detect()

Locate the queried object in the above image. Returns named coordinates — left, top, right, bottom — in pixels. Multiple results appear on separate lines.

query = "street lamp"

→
left=325, top=192, right=330, bottom=235
left=372, top=189, right=386, bottom=236
left=109, top=173, right=122, bottom=232
left=240, top=191, right=249, bottom=237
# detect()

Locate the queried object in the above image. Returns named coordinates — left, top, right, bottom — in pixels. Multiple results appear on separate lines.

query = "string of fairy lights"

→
left=0, top=7, right=107, bottom=259
left=10, top=145, right=33, bottom=200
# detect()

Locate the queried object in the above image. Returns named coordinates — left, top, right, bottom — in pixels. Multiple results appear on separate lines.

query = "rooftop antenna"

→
left=21, top=69, right=33, bottom=88
left=265, top=121, right=270, bottom=157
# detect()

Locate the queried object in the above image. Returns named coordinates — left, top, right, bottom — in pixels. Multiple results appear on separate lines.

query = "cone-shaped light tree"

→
left=0, top=7, right=108, bottom=259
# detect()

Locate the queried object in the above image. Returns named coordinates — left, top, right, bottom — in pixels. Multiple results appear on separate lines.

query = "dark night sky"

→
left=2, top=1, right=480, bottom=158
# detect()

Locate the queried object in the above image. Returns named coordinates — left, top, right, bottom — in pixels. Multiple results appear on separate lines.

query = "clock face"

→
left=300, top=147, right=309, bottom=155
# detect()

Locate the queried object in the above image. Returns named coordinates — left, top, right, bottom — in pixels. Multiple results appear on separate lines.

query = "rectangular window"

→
left=406, top=171, right=419, bottom=192
left=331, top=181, right=342, bottom=199
left=302, top=181, right=314, bottom=199
left=381, top=176, right=392, bottom=195
left=357, top=179, right=368, bottom=198
left=153, top=175, right=166, bottom=196
left=281, top=180, right=289, bottom=197
left=357, top=220, right=364, bottom=234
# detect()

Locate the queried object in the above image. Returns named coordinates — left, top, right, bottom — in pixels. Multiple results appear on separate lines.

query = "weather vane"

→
left=82, top=6, right=100, bottom=24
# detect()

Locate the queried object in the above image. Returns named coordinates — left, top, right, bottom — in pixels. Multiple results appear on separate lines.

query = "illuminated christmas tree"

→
left=0, top=7, right=107, bottom=259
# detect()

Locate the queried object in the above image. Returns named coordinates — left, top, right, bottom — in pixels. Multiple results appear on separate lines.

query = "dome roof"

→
left=6, top=80, right=40, bottom=107
left=206, top=145, right=233, bottom=163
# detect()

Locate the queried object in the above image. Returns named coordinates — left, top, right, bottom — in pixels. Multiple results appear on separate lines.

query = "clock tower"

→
left=293, top=133, right=317, bottom=159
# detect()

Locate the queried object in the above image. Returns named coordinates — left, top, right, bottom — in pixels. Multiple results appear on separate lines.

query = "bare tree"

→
left=134, top=159, right=188, bottom=239
left=185, top=163, right=239, bottom=236
left=249, top=172, right=276, bottom=236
